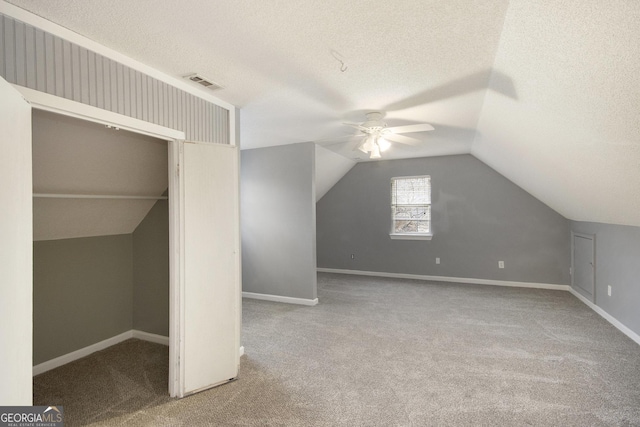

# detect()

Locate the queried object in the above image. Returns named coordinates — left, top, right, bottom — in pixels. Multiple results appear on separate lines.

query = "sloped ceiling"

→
left=315, top=145, right=356, bottom=202
left=473, top=1, right=640, bottom=227
left=5, top=0, right=640, bottom=226
left=33, top=110, right=168, bottom=241
left=4, top=0, right=511, bottom=158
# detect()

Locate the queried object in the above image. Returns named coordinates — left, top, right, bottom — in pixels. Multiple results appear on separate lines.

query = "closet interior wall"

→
left=32, top=109, right=170, bottom=366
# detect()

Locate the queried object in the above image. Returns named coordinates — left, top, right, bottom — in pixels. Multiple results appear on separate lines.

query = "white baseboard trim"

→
left=33, top=330, right=133, bottom=376
left=33, top=329, right=171, bottom=376
left=132, top=329, right=170, bottom=346
left=569, top=288, right=640, bottom=346
left=242, top=291, right=318, bottom=306
left=317, top=268, right=639, bottom=347
left=317, top=268, right=571, bottom=291
left=239, top=346, right=245, bottom=357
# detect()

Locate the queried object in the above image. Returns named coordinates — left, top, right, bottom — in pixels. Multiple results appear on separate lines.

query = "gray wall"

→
left=33, top=199, right=170, bottom=365
left=317, top=154, right=570, bottom=285
left=241, top=142, right=317, bottom=300
left=0, top=14, right=229, bottom=143
left=570, top=221, right=640, bottom=337
left=133, top=199, right=169, bottom=336
left=33, top=234, right=133, bottom=365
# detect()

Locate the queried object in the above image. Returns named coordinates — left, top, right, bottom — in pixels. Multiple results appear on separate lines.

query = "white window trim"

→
left=390, top=175, right=432, bottom=240
left=390, top=233, right=433, bottom=241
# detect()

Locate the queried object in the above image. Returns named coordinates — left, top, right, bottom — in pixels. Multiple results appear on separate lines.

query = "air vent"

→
left=183, top=73, right=223, bottom=91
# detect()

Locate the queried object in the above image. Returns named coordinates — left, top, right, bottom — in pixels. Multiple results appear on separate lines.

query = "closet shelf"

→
left=33, top=193, right=168, bottom=200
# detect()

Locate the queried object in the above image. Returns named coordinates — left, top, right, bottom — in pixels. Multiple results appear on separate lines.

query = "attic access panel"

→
left=32, top=110, right=168, bottom=241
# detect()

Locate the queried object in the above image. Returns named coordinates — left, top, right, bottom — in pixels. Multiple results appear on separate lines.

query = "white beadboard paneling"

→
left=0, top=13, right=229, bottom=143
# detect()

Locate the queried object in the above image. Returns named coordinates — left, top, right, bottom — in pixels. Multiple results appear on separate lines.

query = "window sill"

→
left=389, top=233, right=433, bottom=241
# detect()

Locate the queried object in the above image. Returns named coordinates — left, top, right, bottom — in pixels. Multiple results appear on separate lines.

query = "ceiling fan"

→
left=342, top=112, right=434, bottom=159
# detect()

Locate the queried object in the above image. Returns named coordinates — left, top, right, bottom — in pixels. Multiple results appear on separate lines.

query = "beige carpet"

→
left=34, top=273, right=640, bottom=426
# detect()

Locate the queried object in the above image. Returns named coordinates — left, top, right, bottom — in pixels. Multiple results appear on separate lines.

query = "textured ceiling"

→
left=5, top=0, right=511, bottom=156
left=6, top=0, right=640, bottom=226
left=33, top=110, right=167, bottom=240
left=472, top=0, right=640, bottom=227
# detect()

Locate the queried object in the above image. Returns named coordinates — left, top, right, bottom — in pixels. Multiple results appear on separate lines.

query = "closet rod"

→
left=33, top=193, right=168, bottom=200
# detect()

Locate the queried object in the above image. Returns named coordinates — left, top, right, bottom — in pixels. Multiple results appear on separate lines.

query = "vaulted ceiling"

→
left=6, top=0, right=640, bottom=226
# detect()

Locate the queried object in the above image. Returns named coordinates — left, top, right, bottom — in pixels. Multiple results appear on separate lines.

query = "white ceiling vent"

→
left=183, top=73, right=223, bottom=91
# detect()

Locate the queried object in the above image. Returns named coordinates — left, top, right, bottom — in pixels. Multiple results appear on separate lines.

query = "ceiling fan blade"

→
left=315, top=133, right=362, bottom=145
left=343, top=122, right=370, bottom=132
left=318, top=137, right=364, bottom=152
left=321, top=137, right=365, bottom=148
left=386, top=123, right=435, bottom=134
left=384, top=133, right=422, bottom=145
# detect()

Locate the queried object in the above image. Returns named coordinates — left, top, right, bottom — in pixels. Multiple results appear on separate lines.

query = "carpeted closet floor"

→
left=34, top=273, right=640, bottom=426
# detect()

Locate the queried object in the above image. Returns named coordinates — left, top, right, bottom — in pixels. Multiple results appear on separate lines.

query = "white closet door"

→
left=180, top=141, right=240, bottom=396
left=0, top=78, right=33, bottom=404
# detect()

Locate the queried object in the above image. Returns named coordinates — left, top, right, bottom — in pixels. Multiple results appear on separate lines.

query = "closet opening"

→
left=31, top=109, right=173, bottom=413
left=3, top=79, right=240, bottom=406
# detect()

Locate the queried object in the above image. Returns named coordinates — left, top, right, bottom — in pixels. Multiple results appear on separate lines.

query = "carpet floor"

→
left=34, top=273, right=640, bottom=426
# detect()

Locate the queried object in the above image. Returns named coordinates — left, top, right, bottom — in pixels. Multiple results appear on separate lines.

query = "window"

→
left=390, top=175, right=432, bottom=240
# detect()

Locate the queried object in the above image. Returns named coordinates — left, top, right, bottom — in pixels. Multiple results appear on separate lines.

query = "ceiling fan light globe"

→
left=370, top=144, right=381, bottom=159
left=378, top=138, right=391, bottom=152
left=361, top=136, right=376, bottom=152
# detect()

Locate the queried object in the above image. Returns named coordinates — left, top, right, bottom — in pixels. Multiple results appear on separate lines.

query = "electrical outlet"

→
left=350, top=254, right=355, bottom=260
left=608, top=285, right=612, bottom=296
left=498, top=261, right=505, bottom=269
left=435, top=257, right=440, bottom=264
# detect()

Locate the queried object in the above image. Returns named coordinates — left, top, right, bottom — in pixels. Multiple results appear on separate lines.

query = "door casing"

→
left=571, top=231, right=596, bottom=303
left=13, top=84, right=239, bottom=398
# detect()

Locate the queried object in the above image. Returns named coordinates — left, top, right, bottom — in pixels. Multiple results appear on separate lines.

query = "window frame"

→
left=389, top=175, right=433, bottom=241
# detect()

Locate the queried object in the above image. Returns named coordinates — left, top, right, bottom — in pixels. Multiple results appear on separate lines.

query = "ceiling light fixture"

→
left=358, top=133, right=390, bottom=159
left=336, top=111, right=434, bottom=160
left=378, top=137, right=391, bottom=152
left=369, top=143, right=381, bottom=159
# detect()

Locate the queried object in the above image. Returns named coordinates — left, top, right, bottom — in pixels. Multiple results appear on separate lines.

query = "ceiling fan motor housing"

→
left=339, top=110, right=433, bottom=159
left=362, top=111, right=386, bottom=133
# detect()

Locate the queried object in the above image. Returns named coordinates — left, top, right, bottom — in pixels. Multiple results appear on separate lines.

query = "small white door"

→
left=572, top=233, right=595, bottom=302
left=0, top=78, right=33, bottom=404
left=178, top=141, right=240, bottom=396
